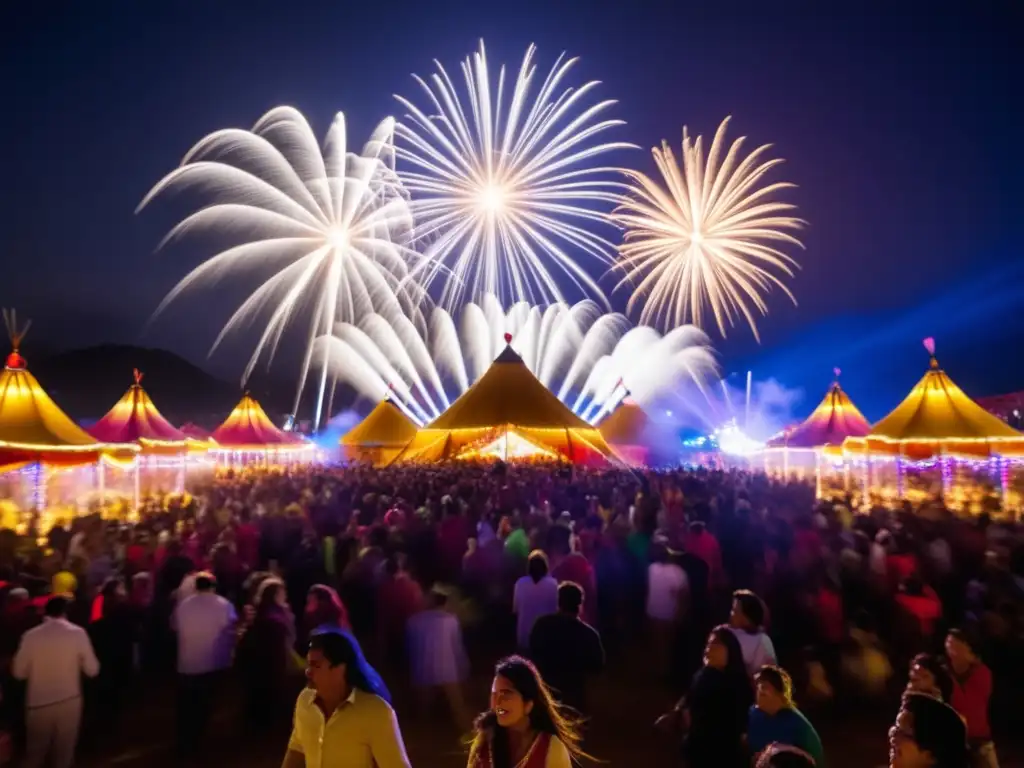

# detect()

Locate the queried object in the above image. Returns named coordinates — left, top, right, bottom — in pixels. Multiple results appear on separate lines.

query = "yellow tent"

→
left=598, top=398, right=650, bottom=466
left=843, top=340, right=1024, bottom=460
left=396, top=343, right=617, bottom=465
left=341, top=397, right=418, bottom=467
left=0, top=314, right=138, bottom=472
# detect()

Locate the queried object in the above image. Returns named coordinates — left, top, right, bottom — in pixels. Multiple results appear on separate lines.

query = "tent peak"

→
left=3, top=308, right=30, bottom=370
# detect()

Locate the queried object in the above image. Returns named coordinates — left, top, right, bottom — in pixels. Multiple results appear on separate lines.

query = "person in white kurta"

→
left=13, top=596, right=100, bottom=768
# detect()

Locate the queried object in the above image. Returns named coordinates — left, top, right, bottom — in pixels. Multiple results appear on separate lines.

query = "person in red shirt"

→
left=895, top=577, right=943, bottom=646
left=945, top=628, right=998, bottom=768
left=684, top=521, right=724, bottom=590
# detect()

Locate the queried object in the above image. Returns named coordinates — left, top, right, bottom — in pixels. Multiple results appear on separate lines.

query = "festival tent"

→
left=395, top=338, right=617, bottom=465
left=340, top=396, right=418, bottom=467
left=598, top=397, right=651, bottom=467
left=841, top=339, right=1024, bottom=508
left=760, top=370, right=871, bottom=493
left=842, top=340, right=1024, bottom=460
left=0, top=310, right=138, bottom=512
left=210, top=392, right=315, bottom=464
left=87, top=369, right=203, bottom=501
left=767, top=370, right=871, bottom=451
left=89, top=370, right=195, bottom=455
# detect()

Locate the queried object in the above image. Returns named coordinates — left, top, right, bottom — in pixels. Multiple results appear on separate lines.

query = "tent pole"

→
left=97, top=458, right=105, bottom=510
left=896, top=446, right=905, bottom=499
left=814, top=450, right=822, bottom=500
left=177, top=452, right=186, bottom=494
left=133, top=460, right=140, bottom=513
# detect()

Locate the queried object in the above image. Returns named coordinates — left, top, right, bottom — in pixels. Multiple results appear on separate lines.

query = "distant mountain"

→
left=27, top=344, right=291, bottom=428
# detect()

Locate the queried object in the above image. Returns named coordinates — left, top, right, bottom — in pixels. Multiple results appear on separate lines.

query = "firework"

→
left=395, top=40, right=635, bottom=311
left=313, top=294, right=717, bottom=425
left=613, top=117, right=805, bottom=341
left=139, top=107, right=422, bottom=428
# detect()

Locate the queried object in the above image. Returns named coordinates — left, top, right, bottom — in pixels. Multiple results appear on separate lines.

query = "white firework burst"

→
left=395, top=39, right=635, bottom=311
left=139, top=106, right=422, bottom=427
left=312, top=294, right=717, bottom=426
left=614, top=116, right=805, bottom=341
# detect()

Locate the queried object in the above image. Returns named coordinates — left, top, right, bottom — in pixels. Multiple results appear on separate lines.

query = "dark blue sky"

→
left=1, top=1, right=1019, bottom=421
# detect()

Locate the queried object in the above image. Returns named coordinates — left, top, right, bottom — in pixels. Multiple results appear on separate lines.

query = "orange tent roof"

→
left=598, top=398, right=649, bottom=446
left=0, top=346, right=138, bottom=470
left=396, top=342, right=616, bottom=465
left=88, top=370, right=190, bottom=454
left=211, top=393, right=308, bottom=450
left=342, top=398, right=418, bottom=448
left=767, top=373, right=871, bottom=449
left=843, top=340, right=1024, bottom=459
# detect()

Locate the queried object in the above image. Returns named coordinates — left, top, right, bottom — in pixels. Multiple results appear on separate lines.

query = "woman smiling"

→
left=467, top=656, right=588, bottom=768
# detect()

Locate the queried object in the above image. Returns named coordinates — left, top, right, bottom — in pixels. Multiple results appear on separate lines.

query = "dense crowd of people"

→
left=1, top=461, right=1022, bottom=767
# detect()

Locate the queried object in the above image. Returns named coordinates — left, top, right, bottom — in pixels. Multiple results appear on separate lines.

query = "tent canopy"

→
left=397, top=343, right=616, bottom=465
left=211, top=393, right=306, bottom=450
left=88, top=370, right=190, bottom=454
left=843, top=343, right=1024, bottom=459
left=342, top=397, right=418, bottom=448
left=0, top=346, right=138, bottom=469
left=598, top=397, right=650, bottom=446
left=767, top=376, right=871, bottom=449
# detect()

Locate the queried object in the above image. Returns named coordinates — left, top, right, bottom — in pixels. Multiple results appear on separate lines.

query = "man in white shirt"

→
left=12, top=595, right=99, bottom=768
left=171, top=572, right=237, bottom=759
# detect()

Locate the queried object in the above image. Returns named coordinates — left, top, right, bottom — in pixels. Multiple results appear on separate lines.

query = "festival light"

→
left=395, top=39, right=635, bottom=311
left=613, top=117, right=805, bottom=341
left=714, top=419, right=765, bottom=457
left=139, top=107, right=423, bottom=429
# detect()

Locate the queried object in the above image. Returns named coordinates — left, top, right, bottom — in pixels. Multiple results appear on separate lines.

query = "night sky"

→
left=1, top=1, right=1020, bottom=421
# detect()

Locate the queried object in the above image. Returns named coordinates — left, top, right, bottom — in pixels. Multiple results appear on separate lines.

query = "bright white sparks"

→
left=313, top=293, right=717, bottom=426
left=395, top=40, right=636, bottom=312
left=139, top=106, right=422, bottom=427
left=613, top=117, right=805, bottom=341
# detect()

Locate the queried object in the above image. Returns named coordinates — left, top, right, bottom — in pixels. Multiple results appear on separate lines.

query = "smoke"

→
left=310, top=408, right=362, bottom=450
left=648, top=374, right=805, bottom=442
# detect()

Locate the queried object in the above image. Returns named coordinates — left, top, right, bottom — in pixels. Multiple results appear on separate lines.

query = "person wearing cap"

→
left=890, top=692, right=969, bottom=768
left=405, top=584, right=471, bottom=729
left=171, top=571, right=236, bottom=759
left=944, top=629, right=998, bottom=767
left=12, top=595, right=99, bottom=768
left=748, top=666, right=825, bottom=768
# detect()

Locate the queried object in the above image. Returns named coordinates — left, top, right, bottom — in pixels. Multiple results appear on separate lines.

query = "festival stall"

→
left=395, top=336, right=617, bottom=465
left=841, top=339, right=1024, bottom=513
left=597, top=396, right=651, bottom=467
left=88, top=369, right=212, bottom=504
left=340, top=395, right=418, bottom=467
left=762, top=369, right=871, bottom=495
left=210, top=392, right=316, bottom=467
left=0, top=311, right=139, bottom=523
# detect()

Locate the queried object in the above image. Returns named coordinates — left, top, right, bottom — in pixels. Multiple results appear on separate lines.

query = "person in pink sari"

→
left=467, top=656, right=587, bottom=768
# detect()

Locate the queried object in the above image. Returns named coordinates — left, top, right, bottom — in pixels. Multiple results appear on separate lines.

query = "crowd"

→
left=0, top=461, right=1022, bottom=768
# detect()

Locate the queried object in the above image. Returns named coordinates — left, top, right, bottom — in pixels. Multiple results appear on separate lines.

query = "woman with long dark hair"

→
left=656, top=625, right=752, bottom=768
left=467, top=655, right=587, bottom=768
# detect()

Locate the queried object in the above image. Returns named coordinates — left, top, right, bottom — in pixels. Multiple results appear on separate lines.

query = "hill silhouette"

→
left=27, top=344, right=292, bottom=428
